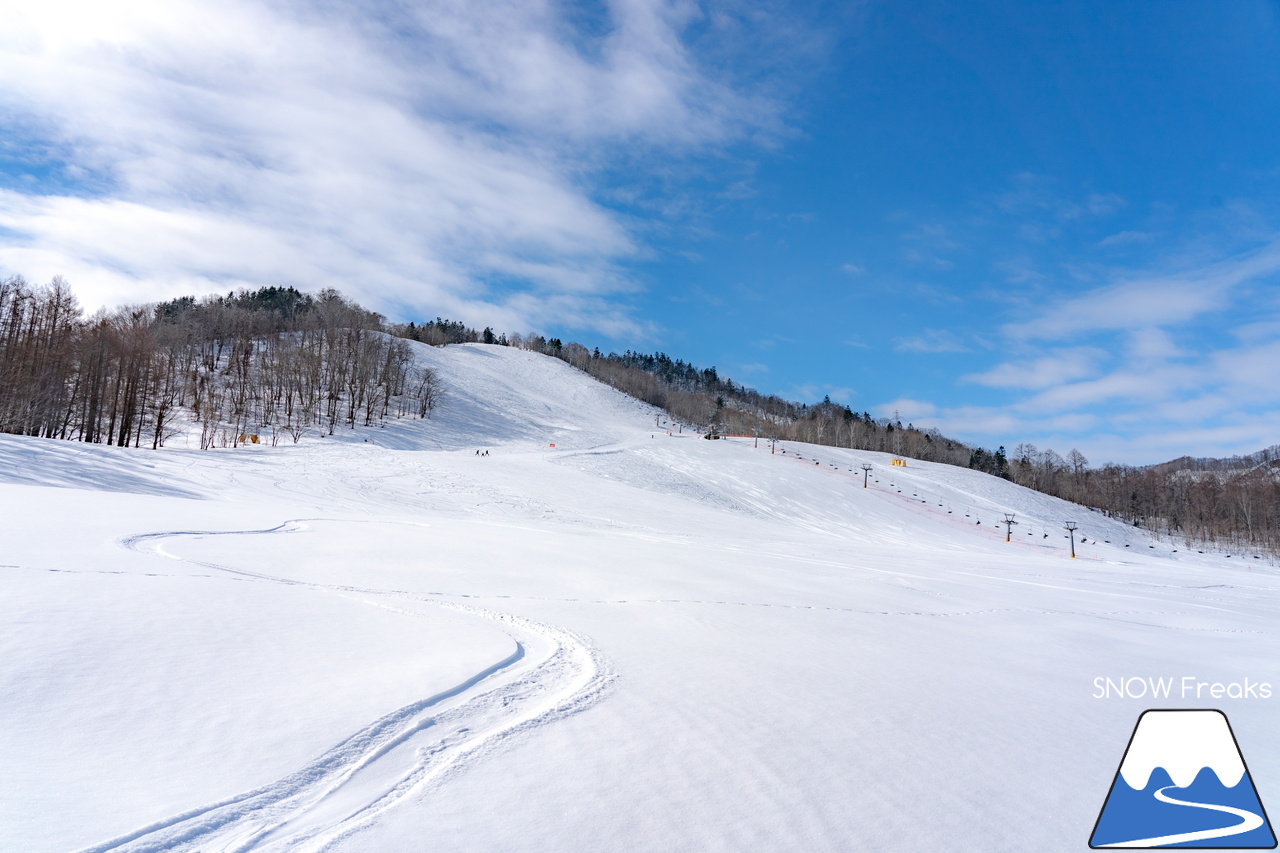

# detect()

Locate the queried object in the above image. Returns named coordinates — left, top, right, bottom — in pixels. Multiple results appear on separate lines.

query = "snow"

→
left=2, top=342, right=1278, bottom=851
left=1119, top=710, right=1246, bottom=789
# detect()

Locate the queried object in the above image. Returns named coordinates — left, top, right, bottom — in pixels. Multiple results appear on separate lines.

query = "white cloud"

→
left=1017, top=365, right=1204, bottom=412
left=963, top=347, right=1106, bottom=390
left=1007, top=238, right=1280, bottom=340
left=893, top=325, right=1280, bottom=464
left=0, top=0, right=779, bottom=332
left=865, top=390, right=1272, bottom=466
left=1125, top=328, right=1184, bottom=361
left=873, top=180, right=1280, bottom=465
left=1230, top=317, right=1280, bottom=342
left=1210, top=339, right=1280, bottom=403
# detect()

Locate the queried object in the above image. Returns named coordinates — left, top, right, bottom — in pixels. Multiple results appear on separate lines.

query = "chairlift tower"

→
left=1002, top=513, right=1017, bottom=542
left=861, top=464, right=873, bottom=488
left=1064, top=521, right=1079, bottom=558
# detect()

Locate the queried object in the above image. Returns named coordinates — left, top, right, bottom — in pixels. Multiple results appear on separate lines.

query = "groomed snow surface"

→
left=2, top=343, right=1277, bottom=852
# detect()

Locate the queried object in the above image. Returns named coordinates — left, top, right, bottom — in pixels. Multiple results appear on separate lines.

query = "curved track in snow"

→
left=1099, top=785, right=1266, bottom=848
left=77, top=522, right=614, bottom=853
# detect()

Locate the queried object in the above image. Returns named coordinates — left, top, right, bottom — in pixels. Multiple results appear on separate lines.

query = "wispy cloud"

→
left=992, top=174, right=1124, bottom=222
left=963, top=347, right=1107, bottom=390
left=790, top=383, right=853, bottom=405
left=899, top=300, right=1280, bottom=463
left=872, top=195, right=1280, bottom=463
left=993, top=255, right=1045, bottom=285
left=873, top=399, right=937, bottom=421
left=1086, top=193, right=1126, bottom=216
left=899, top=222, right=961, bottom=270
left=889, top=402, right=1101, bottom=441
left=894, top=328, right=969, bottom=353
left=1098, top=229, right=1158, bottom=248
left=0, top=0, right=784, bottom=333
left=1007, top=238, right=1280, bottom=340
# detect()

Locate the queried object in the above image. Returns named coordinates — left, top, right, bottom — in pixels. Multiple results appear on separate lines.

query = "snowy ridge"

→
left=76, top=523, right=615, bottom=853
left=310, top=341, right=659, bottom=453
left=1118, top=710, right=1246, bottom=790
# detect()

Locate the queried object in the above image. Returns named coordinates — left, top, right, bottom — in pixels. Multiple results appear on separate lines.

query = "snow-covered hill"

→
left=2, top=343, right=1277, bottom=852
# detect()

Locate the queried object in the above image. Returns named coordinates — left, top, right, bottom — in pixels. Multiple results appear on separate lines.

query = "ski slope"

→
left=2, top=343, right=1278, bottom=852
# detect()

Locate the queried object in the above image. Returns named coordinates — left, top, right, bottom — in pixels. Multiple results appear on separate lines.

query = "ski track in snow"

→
left=1099, top=785, right=1266, bottom=848
left=77, top=522, right=615, bottom=853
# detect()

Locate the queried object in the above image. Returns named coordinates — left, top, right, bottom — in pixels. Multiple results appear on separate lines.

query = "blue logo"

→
left=1091, top=709, right=1276, bottom=848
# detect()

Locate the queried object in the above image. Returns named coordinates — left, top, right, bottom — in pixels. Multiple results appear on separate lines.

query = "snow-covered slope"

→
left=2, top=343, right=1277, bottom=852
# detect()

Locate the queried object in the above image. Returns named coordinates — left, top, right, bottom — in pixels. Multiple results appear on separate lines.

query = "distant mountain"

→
left=1151, top=445, right=1280, bottom=475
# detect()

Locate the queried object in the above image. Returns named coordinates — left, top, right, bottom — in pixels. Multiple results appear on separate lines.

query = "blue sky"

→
left=2, top=0, right=1279, bottom=464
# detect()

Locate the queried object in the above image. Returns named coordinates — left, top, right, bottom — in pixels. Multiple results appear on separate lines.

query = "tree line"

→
left=511, top=339, right=986, bottom=467
left=0, top=275, right=441, bottom=449
left=515, top=337, right=1280, bottom=556
left=1005, top=443, right=1280, bottom=555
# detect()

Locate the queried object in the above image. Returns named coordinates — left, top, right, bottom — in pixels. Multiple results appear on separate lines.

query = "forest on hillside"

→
left=0, top=276, right=441, bottom=449
left=2, top=275, right=1277, bottom=555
